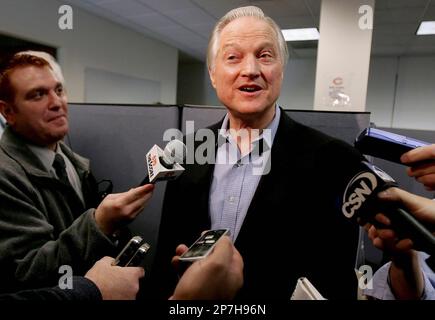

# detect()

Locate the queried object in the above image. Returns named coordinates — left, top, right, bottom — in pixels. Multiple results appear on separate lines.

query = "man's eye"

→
left=31, top=91, right=44, bottom=100
left=55, top=87, right=64, bottom=96
left=260, top=52, right=273, bottom=59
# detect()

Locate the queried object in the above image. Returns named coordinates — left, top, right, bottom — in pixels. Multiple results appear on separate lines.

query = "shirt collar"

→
left=27, top=143, right=59, bottom=173
left=0, top=115, right=6, bottom=129
left=218, top=104, right=281, bottom=151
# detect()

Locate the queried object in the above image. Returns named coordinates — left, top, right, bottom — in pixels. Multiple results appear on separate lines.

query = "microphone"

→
left=340, top=161, right=435, bottom=255
left=139, top=140, right=186, bottom=185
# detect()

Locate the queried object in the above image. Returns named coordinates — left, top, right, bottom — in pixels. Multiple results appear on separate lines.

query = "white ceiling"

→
left=65, top=0, right=435, bottom=61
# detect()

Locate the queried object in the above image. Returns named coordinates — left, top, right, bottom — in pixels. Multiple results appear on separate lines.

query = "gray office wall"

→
left=67, top=103, right=179, bottom=272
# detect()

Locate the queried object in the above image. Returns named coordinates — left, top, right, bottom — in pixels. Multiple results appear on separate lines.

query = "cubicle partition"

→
left=181, top=105, right=370, bottom=145
left=67, top=103, right=179, bottom=273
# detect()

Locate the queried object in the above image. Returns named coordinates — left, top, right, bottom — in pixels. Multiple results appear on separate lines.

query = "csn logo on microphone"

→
left=146, top=144, right=184, bottom=183
left=341, top=162, right=396, bottom=219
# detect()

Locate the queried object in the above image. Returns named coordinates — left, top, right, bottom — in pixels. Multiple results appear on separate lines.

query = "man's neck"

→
left=226, top=105, right=277, bottom=154
left=228, top=105, right=276, bottom=132
left=11, top=128, right=58, bottom=151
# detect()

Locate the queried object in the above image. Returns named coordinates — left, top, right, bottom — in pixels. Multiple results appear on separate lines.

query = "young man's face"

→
left=209, top=16, right=284, bottom=124
left=3, top=65, right=68, bottom=148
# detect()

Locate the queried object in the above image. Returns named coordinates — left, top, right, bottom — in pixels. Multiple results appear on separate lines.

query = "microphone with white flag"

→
left=139, top=139, right=186, bottom=185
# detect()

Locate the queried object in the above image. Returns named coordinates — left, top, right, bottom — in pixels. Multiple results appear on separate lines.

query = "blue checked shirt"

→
left=209, top=105, right=280, bottom=241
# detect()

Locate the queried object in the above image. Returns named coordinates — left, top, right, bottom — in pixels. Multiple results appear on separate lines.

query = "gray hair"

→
left=207, top=6, right=289, bottom=71
left=16, top=51, right=65, bottom=84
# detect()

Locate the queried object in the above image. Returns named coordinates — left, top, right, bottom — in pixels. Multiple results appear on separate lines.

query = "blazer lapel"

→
left=188, top=119, right=224, bottom=227
left=235, top=112, right=298, bottom=245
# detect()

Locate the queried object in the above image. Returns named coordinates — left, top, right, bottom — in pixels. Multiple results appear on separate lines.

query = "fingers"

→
left=372, top=237, right=385, bottom=250
left=374, top=213, right=391, bottom=226
left=407, top=163, right=435, bottom=190
left=416, top=174, right=435, bottom=191
left=401, top=144, right=435, bottom=164
left=116, top=185, right=154, bottom=217
left=395, top=239, right=413, bottom=251
left=378, top=187, right=434, bottom=220
left=378, top=187, right=420, bottom=208
left=99, top=256, right=116, bottom=264
left=368, top=224, right=414, bottom=254
left=232, top=246, right=244, bottom=271
left=120, top=184, right=155, bottom=205
left=377, top=187, right=404, bottom=202
left=171, top=244, right=189, bottom=270
left=407, top=162, right=435, bottom=178
left=209, top=236, right=233, bottom=262
left=401, top=145, right=435, bottom=190
left=124, top=266, right=146, bottom=279
left=175, top=244, right=189, bottom=256
left=377, top=228, right=395, bottom=240
left=171, top=255, right=180, bottom=269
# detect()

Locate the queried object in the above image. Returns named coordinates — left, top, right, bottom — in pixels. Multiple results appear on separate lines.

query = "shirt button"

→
left=228, top=196, right=235, bottom=203
left=234, top=161, right=242, bottom=168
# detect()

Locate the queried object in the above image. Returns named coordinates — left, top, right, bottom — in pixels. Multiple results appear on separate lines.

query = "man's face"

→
left=209, top=16, right=284, bottom=122
left=3, top=65, right=68, bottom=147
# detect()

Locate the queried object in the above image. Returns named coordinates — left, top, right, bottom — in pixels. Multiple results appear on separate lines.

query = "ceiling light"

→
left=416, top=21, right=435, bottom=35
left=281, top=28, right=320, bottom=41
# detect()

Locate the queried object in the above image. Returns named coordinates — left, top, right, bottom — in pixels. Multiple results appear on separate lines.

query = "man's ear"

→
left=0, top=101, right=16, bottom=126
left=208, top=66, right=217, bottom=89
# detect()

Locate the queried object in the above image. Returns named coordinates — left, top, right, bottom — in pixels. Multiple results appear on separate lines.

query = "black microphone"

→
left=139, top=139, right=186, bottom=186
left=340, top=161, right=435, bottom=255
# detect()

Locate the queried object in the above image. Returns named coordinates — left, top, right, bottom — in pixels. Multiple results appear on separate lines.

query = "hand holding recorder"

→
left=85, top=256, right=145, bottom=300
left=354, top=127, right=435, bottom=191
left=170, top=233, right=244, bottom=300
left=112, top=236, right=151, bottom=267
left=401, top=144, right=435, bottom=191
left=354, top=127, right=431, bottom=164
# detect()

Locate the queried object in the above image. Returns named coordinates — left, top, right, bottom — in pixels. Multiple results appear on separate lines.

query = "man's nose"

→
left=47, top=90, right=62, bottom=110
left=240, top=55, right=260, bottom=78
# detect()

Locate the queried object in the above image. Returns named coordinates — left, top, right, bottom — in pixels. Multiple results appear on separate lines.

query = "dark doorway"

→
left=0, top=33, right=57, bottom=70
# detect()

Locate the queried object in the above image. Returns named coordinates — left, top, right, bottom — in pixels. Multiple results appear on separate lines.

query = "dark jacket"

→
left=0, top=127, right=117, bottom=292
left=0, top=276, right=101, bottom=301
left=150, top=110, right=364, bottom=299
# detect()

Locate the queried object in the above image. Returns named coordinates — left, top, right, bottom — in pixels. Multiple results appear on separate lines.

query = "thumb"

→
left=208, top=236, right=233, bottom=264
left=378, top=187, right=435, bottom=225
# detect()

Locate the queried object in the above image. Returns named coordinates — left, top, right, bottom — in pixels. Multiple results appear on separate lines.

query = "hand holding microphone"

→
left=341, top=161, right=435, bottom=255
left=139, top=139, right=186, bottom=186
left=368, top=187, right=435, bottom=258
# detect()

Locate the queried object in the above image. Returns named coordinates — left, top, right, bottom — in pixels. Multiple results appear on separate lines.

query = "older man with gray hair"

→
left=151, top=5, right=364, bottom=300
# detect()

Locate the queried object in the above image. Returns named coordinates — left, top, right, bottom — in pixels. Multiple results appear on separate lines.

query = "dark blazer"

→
left=0, top=276, right=101, bottom=301
left=150, top=110, right=364, bottom=299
